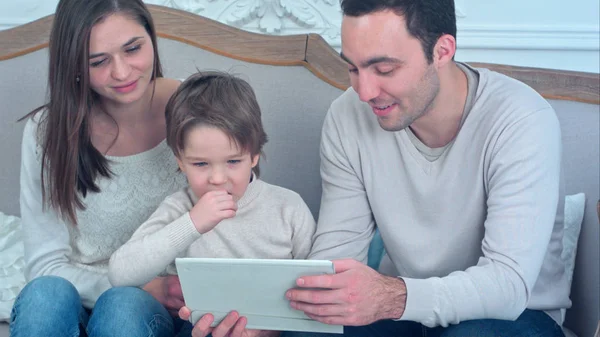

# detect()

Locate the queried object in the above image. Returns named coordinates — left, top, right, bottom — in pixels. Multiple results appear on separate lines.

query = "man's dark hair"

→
left=340, top=0, right=457, bottom=63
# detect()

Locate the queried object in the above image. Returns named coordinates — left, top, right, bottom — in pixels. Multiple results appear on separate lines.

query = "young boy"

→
left=108, top=71, right=316, bottom=290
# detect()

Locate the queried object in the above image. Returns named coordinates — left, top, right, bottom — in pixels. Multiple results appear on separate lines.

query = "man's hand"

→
left=179, top=307, right=280, bottom=337
left=190, top=190, right=237, bottom=234
left=285, top=259, right=407, bottom=326
left=143, top=275, right=185, bottom=316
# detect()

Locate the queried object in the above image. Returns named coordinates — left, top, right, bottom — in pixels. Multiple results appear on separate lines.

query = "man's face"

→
left=341, top=10, right=440, bottom=132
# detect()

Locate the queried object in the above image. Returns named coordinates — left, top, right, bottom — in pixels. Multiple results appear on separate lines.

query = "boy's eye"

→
left=193, top=162, right=207, bottom=167
left=227, top=160, right=241, bottom=165
left=348, top=67, right=358, bottom=74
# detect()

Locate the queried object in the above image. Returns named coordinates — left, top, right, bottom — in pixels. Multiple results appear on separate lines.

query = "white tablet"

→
left=175, top=258, right=343, bottom=333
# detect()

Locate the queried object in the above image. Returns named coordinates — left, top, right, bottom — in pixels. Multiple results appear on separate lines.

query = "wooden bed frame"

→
left=1, top=5, right=598, bottom=104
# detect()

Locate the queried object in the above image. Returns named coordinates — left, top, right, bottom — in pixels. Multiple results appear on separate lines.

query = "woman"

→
left=10, top=0, right=187, bottom=336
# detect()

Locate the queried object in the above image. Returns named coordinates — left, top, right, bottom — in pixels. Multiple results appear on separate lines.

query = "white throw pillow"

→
left=0, top=212, right=26, bottom=322
left=560, top=193, right=586, bottom=324
left=562, top=193, right=586, bottom=285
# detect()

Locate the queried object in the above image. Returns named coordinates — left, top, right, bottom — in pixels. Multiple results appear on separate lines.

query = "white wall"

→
left=1, top=0, right=598, bottom=73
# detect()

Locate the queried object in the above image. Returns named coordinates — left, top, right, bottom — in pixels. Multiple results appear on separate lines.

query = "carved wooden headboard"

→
left=1, top=5, right=598, bottom=104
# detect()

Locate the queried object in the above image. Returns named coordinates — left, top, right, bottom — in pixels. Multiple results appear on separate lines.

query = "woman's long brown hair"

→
left=22, top=0, right=164, bottom=225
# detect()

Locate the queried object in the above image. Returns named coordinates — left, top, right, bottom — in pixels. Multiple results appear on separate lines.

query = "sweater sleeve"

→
left=400, top=107, right=562, bottom=326
left=20, top=118, right=111, bottom=308
left=289, top=197, right=317, bottom=259
left=308, top=106, right=375, bottom=263
left=108, top=191, right=201, bottom=287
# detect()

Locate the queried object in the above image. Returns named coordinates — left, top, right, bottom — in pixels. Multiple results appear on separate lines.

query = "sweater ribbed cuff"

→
left=396, top=277, right=436, bottom=323
left=166, top=212, right=202, bottom=250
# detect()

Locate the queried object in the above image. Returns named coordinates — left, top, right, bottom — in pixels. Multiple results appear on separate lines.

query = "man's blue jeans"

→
left=10, top=275, right=174, bottom=337
left=282, top=309, right=565, bottom=337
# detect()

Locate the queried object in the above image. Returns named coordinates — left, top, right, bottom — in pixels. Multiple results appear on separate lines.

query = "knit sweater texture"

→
left=310, top=63, right=570, bottom=327
left=20, top=116, right=187, bottom=308
left=109, top=178, right=316, bottom=287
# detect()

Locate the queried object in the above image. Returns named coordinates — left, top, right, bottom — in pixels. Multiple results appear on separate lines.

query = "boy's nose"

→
left=209, top=169, right=227, bottom=185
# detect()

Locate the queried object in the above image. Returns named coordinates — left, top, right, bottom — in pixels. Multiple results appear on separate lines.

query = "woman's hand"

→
left=179, top=306, right=280, bottom=337
left=143, top=275, right=185, bottom=316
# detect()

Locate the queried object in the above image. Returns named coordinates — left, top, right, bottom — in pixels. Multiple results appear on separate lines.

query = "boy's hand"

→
left=189, top=190, right=237, bottom=234
left=179, top=307, right=280, bottom=337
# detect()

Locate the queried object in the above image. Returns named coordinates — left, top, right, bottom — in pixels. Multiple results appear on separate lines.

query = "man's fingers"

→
left=285, top=288, right=346, bottom=304
left=294, top=272, right=348, bottom=290
left=304, top=313, right=347, bottom=326
left=332, top=259, right=361, bottom=273
left=290, top=301, right=346, bottom=317
left=292, top=259, right=361, bottom=290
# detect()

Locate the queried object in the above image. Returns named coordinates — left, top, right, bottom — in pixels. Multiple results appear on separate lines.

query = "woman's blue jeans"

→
left=10, top=275, right=174, bottom=337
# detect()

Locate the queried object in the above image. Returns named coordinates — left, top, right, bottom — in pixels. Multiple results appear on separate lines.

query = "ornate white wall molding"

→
left=457, top=24, right=600, bottom=51
left=0, top=1, right=56, bottom=30
left=146, top=0, right=342, bottom=45
left=0, top=0, right=598, bottom=72
left=0, top=21, right=25, bottom=31
left=144, top=0, right=470, bottom=46
left=455, top=0, right=466, bottom=18
left=158, top=0, right=209, bottom=14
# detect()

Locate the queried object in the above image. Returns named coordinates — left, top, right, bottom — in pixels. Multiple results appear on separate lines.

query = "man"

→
left=284, top=0, right=570, bottom=336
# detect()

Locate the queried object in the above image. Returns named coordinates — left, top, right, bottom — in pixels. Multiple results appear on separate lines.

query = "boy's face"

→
left=177, top=126, right=259, bottom=202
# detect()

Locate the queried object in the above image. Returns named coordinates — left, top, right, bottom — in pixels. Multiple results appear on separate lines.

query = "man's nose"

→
left=355, top=72, right=381, bottom=103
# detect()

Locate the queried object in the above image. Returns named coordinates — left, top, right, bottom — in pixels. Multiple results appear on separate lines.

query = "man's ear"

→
left=433, top=34, right=456, bottom=68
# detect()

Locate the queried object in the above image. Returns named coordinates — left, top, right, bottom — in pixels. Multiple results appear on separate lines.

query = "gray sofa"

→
left=0, top=5, right=598, bottom=337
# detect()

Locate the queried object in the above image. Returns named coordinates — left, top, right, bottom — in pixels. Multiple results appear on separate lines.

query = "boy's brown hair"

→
left=165, top=71, right=268, bottom=176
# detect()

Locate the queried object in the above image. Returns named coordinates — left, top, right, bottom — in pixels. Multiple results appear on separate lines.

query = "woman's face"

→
left=88, top=13, right=155, bottom=106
